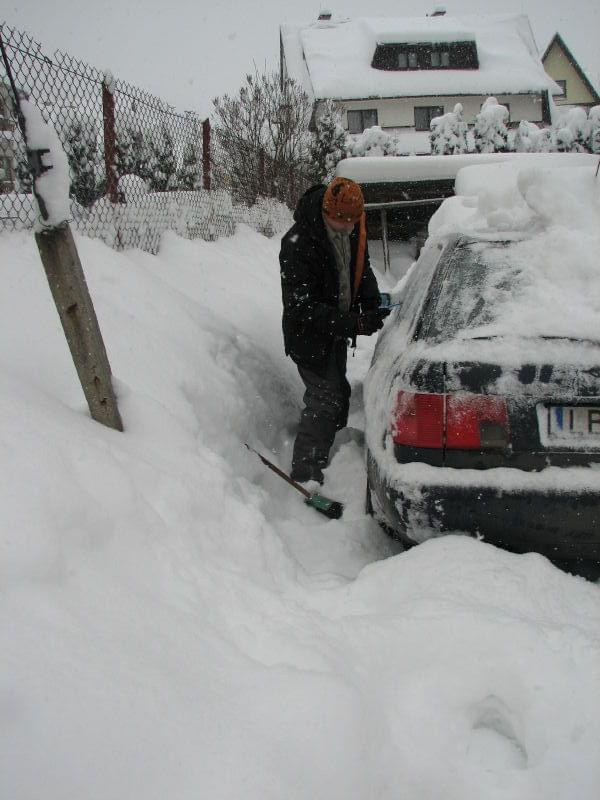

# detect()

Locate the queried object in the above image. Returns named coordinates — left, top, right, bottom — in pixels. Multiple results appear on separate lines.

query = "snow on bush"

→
left=473, top=97, right=509, bottom=154
left=118, top=173, right=149, bottom=203
left=236, top=196, right=293, bottom=238
left=555, top=107, right=590, bottom=153
left=429, top=103, right=469, bottom=155
left=513, top=120, right=543, bottom=153
left=347, top=126, right=402, bottom=158
left=589, top=106, right=600, bottom=154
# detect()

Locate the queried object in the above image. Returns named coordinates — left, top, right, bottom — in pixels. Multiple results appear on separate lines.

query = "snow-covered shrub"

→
left=473, top=97, right=509, bottom=153
left=513, top=120, right=542, bottom=152
left=77, top=189, right=236, bottom=252
left=589, top=106, right=600, bottom=154
left=118, top=174, right=149, bottom=203
left=533, top=126, right=558, bottom=152
left=555, top=107, right=590, bottom=152
left=347, top=126, right=401, bottom=157
left=310, top=99, right=349, bottom=182
left=429, top=103, right=468, bottom=155
left=236, top=196, right=293, bottom=238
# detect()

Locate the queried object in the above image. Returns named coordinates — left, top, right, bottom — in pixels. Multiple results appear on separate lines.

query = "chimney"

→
left=318, top=9, right=332, bottom=21
left=431, top=6, right=446, bottom=15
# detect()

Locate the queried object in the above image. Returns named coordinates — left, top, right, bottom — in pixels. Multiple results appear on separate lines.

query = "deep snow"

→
left=1, top=223, right=599, bottom=800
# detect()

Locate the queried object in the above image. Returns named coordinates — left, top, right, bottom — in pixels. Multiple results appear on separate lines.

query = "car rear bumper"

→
left=367, top=452, right=600, bottom=568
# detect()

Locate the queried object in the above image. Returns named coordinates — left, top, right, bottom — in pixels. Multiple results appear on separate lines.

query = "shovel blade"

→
left=305, top=493, right=344, bottom=519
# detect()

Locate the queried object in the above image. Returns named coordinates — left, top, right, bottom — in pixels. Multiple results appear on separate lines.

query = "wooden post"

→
left=35, top=223, right=123, bottom=432
left=202, top=118, right=211, bottom=191
left=102, top=78, right=119, bottom=203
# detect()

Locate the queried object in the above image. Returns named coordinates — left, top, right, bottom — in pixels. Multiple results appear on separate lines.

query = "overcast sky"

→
left=3, top=0, right=599, bottom=118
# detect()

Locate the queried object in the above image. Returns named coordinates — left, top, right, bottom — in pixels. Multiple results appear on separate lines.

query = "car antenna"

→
left=596, top=158, right=600, bottom=179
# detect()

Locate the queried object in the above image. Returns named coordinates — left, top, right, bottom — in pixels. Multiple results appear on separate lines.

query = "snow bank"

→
left=1, top=224, right=599, bottom=800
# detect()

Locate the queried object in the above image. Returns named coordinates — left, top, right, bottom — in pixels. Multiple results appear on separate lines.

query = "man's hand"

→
left=357, top=308, right=391, bottom=336
left=338, top=307, right=391, bottom=338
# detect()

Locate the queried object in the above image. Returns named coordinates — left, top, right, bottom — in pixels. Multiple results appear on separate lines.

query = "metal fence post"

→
left=202, top=117, right=211, bottom=191
left=102, top=77, right=119, bottom=203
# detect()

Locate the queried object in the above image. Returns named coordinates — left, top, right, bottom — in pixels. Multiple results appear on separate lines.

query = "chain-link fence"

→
left=0, top=23, right=291, bottom=252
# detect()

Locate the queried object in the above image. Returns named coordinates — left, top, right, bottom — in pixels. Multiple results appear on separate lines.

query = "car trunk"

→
left=442, top=357, right=600, bottom=470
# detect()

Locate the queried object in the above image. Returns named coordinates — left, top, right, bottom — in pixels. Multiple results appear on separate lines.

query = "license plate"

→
left=544, top=405, right=600, bottom=441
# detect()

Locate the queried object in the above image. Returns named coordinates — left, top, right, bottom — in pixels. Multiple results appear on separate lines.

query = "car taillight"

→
left=392, top=391, right=509, bottom=450
left=392, top=391, right=444, bottom=448
left=446, top=393, right=509, bottom=449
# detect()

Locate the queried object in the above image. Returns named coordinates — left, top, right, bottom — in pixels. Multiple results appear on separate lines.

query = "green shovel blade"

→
left=305, top=493, right=344, bottom=519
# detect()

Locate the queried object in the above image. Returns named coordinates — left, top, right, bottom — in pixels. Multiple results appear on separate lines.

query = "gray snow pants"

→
left=291, top=339, right=351, bottom=482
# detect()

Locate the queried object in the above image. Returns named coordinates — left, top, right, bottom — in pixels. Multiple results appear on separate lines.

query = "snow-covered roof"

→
left=281, top=14, right=560, bottom=103
left=337, top=152, right=598, bottom=184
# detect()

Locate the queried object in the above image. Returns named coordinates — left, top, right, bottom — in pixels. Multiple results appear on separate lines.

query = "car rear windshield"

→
left=419, top=239, right=522, bottom=341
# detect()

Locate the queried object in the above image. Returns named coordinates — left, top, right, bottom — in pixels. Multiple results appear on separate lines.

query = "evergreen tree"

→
left=115, top=125, right=136, bottom=177
left=65, top=117, right=99, bottom=207
left=429, top=103, right=468, bottom=155
left=176, top=140, right=201, bottom=189
left=132, top=129, right=154, bottom=183
left=15, top=146, right=33, bottom=193
left=149, top=124, right=176, bottom=191
left=310, top=99, right=349, bottom=182
left=473, top=97, right=509, bottom=153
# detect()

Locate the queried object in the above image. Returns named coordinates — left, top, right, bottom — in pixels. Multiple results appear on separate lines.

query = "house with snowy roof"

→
left=280, top=9, right=560, bottom=154
left=542, top=34, right=600, bottom=112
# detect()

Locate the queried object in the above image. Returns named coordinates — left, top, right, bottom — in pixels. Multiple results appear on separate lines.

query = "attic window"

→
left=372, top=41, right=478, bottom=70
left=431, top=50, right=450, bottom=67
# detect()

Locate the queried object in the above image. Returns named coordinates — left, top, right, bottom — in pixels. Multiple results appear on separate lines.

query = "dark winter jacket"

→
left=279, top=185, right=380, bottom=372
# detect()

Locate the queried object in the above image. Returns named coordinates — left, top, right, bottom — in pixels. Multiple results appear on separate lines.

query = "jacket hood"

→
left=293, top=184, right=327, bottom=228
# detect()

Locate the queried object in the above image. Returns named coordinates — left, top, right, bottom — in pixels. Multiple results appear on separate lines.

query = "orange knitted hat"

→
left=322, top=177, right=364, bottom=223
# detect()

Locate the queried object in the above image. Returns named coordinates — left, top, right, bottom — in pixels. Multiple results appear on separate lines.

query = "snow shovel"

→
left=244, top=444, right=343, bottom=519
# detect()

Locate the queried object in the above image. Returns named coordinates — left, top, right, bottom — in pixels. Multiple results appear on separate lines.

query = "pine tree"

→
left=115, top=125, right=136, bottom=177
left=473, top=97, right=509, bottom=153
left=429, top=103, right=468, bottom=155
left=131, top=130, right=154, bottom=183
left=176, top=140, right=201, bottom=189
left=65, top=117, right=99, bottom=207
left=149, top=124, right=176, bottom=191
left=15, top=146, right=33, bottom=193
left=310, top=99, right=349, bottom=182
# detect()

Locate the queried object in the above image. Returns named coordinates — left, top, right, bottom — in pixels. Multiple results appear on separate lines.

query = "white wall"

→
left=325, top=93, right=545, bottom=130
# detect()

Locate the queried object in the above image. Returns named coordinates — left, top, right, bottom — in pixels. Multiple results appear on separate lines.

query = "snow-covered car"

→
left=364, top=162, right=600, bottom=578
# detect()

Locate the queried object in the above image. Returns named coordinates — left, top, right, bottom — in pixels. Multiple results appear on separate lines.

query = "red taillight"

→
left=446, top=393, right=509, bottom=449
left=392, top=391, right=510, bottom=450
left=392, top=391, right=444, bottom=448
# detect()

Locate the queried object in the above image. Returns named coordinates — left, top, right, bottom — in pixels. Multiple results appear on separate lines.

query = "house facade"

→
left=542, top=34, right=600, bottom=111
left=280, top=11, right=559, bottom=153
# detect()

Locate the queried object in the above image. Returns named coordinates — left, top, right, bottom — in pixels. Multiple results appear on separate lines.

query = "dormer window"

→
left=431, top=50, right=450, bottom=67
left=372, top=41, right=478, bottom=71
left=398, top=52, right=418, bottom=69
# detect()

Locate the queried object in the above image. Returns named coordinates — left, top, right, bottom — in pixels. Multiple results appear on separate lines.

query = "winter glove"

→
left=338, top=308, right=390, bottom=338
left=356, top=307, right=391, bottom=336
